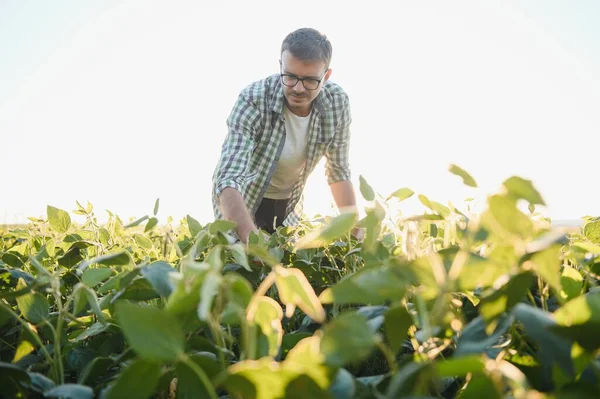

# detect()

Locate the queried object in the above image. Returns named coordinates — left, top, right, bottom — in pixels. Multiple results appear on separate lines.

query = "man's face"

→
left=280, top=50, right=332, bottom=116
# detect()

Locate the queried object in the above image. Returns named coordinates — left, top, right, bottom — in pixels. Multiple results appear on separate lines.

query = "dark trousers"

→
left=254, top=197, right=289, bottom=234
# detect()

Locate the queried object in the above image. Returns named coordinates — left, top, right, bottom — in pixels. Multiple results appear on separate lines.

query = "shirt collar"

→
left=270, top=74, right=332, bottom=116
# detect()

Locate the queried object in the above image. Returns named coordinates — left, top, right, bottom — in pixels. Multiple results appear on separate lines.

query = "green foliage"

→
left=0, top=171, right=598, bottom=398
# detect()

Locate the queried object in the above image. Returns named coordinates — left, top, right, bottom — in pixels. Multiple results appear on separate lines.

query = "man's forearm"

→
left=218, top=187, right=257, bottom=243
left=329, top=180, right=358, bottom=213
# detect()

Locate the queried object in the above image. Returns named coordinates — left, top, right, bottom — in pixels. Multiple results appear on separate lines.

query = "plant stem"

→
left=179, top=354, right=219, bottom=399
left=376, top=340, right=398, bottom=374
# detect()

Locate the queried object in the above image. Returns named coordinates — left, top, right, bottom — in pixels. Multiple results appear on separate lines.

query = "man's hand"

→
left=352, top=227, right=365, bottom=242
left=219, top=187, right=258, bottom=244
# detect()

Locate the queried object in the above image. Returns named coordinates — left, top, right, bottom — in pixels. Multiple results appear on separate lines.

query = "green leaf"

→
left=73, top=322, right=109, bottom=342
left=455, top=315, right=514, bottom=357
left=176, top=357, right=219, bottom=399
left=78, top=357, right=113, bottom=385
left=46, top=239, right=56, bottom=257
left=15, top=279, right=49, bottom=324
left=404, top=214, right=444, bottom=222
left=106, top=359, right=161, bottom=399
left=572, top=241, right=600, bottom=254
left=221, top=358, right=325, bottom=399
left=384, top=305, right=413, bottom=353
left=249, top=296, right=284, bottom=357
left=134, top=234, right=153, bottom=250
left=140, top=261, right=175, bottom=298
left=319, top=265, right=407, bottom=305
left=448, top=164, right=478, bottom=187
left=512, top=303, right=574, bottom=377
left=359, top=175, right=375, bottom=201
left=124, top=215, right=149, bottom=228
left=550, top=292, right=600, bottom=351
left=479, top=271, right=534, bottom=324
left=274, top=265, right=326, bottom=323
left=457, top=253, right=512, bottom=291
left=197, top=271, right=222, bottom=321
left=583, top=220, right=600, bottom=244
left=145, top=217, right=158, bottom=232
left=459, top=375, right=501, bottom=399
left=435, top=355, right=485, bottom=377
left=387, top=187, right=414, bottom=202
left=229, top=243, right=251, bottom=272
left=329, top=368, right=356, bottom=399
left=296, top=212, right=358, bottom=249
left=153, top=198, right=160, bottom=215
left=74, top=284, right=105, bottom=322
left=320, top=311, right=377, bottom=367
left=502, top=176, right=546, bottom=205
left=221, top=274, right=253, bottom=325
left=44, top=384, right=93, bottom=399
left=12, top=340, right=34, bottom=363
left=115, top=302, right=185, bottom=362
left=560, top=266, right=583, bottom=302
left=47, top=205, right=71, bottom=233
left=209, top=220, right=237, bottom=235
left=524, top=244, right=562, bottom=293
left=166, top=265, right=208, bottom=315
left=418, top=194, right=432, bottom=209
left=77, top=251, right=131, bottom=273
left=186, top=215, right=203, bottom=238
left=483, top=194, right=533, bottom=240
left=82, top=268, right=113, bottom=288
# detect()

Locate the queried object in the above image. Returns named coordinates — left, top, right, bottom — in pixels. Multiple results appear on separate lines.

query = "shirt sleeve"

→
left=324, top=94, right=352, bottom=185
left=212, top=93, right=262, bottom=200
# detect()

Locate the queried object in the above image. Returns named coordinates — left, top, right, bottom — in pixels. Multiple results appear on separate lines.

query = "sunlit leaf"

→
left=448, top=164, right=478, bottom=187
left=502, top=176, right=546, bottom=205
left=559, top=266, right=584, bottom=302
left=387, top=187, right=414, bottom=202
left=274, top=265, right=325, bottom=323
left=359, top=175, right=375, bottom=201
left=248, top=296, right=284, bottom=357
left=296, top=212, right=357, bottom=249
left=319, top=264, right=407, bottom=305
left=47, top=205, right=71, bottom=233
left=186, top=215, right=203, bottom=238
left=134, top=234, right=153, bottom=250
left=144, top=217, right=158, bottom=232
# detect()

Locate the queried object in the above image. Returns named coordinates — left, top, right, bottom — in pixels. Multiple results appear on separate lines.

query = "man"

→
left=212, top=27, right=362, bottom=244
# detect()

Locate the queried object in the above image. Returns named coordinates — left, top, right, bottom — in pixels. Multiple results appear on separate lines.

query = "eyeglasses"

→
left=280, top=71, right=327, bottom=91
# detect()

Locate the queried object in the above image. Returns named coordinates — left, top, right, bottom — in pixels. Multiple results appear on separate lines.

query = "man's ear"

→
left=324, top=68, right=333, bottom=82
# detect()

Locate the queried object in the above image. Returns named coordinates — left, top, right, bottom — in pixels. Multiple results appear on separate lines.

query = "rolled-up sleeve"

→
left=212, top=94, right=262, bottom=202
left=325, top=95, right=352, bottom=185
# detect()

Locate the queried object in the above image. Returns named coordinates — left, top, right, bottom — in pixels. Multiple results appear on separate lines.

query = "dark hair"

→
left=281, top=28, right=332, bottom=69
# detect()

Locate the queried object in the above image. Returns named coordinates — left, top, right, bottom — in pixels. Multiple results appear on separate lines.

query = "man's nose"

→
left=293, top=79, right=305, bottom=93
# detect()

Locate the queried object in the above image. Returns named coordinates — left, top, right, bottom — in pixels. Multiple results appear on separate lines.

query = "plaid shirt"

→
left=212, top=73, right=352, bottom=228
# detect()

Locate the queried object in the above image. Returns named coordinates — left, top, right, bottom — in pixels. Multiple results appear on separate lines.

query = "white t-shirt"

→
left=264, top=106, right=311, bottom=199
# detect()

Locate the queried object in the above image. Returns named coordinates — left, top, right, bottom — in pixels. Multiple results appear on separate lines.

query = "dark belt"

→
left=254, top=197, right=290, bottom=234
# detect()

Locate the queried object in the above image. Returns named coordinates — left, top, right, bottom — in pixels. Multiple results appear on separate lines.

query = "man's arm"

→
left=330, top=180, right=364, bottom=240
left=330, top=180, right=358, bottom=214
left=218, top=187, right=258, bottom=244
left=212, top=91, right=262, bottom=243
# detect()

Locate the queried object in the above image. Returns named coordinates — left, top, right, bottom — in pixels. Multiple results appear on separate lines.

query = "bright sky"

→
left=2, top=0, right=599, bottom=226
